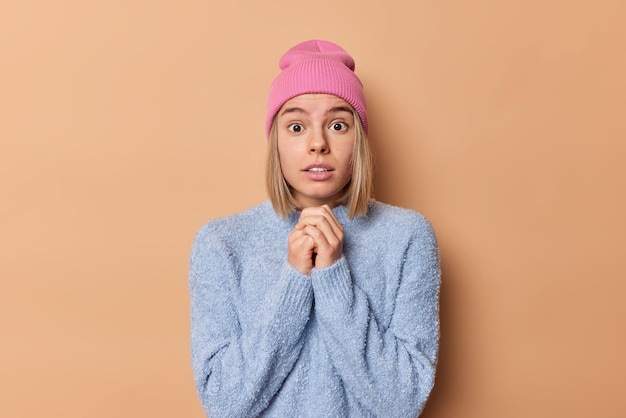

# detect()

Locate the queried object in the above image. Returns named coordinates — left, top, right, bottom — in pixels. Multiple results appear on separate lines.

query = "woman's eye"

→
left=288, top=123, right=303, bottom=133
left=331, top=122, right=348, bottom=131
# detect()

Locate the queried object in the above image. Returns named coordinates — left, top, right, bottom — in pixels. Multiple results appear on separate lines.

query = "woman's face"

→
left=276, top=94, right=355, bottom=209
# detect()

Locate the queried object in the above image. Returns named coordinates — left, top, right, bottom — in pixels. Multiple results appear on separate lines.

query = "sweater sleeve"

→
left=310, top=217, right=440, bottom=417
left=189, top=225, right=313, bottom=418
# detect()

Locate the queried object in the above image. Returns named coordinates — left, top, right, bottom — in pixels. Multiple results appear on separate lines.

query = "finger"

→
left=301, top=224, right=330, bottom=250
left=299, top=217, right=340, bottom=249
left=287, top=229, right=317, bottom=275
left=298, top=207, right=343, bottom=239
left=295, top=233, right=317, bottom=252
left=299, top=208, right=343, bottom=240
left=288, top=227, right=315, bottom=248
left=302, top=224, right=341, bottom=270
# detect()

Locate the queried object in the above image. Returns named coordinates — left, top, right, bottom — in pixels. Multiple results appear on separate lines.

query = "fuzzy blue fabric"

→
left=190, top=200, right=440, bottom=417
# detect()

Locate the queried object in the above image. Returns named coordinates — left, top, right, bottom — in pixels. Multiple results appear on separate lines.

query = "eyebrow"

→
left=328, top=106, right=353, bottom=115
left=279, top=106, right=353, bottom=117
left=279, top=107, right=307, bottom=116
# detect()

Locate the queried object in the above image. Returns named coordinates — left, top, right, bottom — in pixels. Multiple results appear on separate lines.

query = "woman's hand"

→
left=288, top=205, right=344, bottom=274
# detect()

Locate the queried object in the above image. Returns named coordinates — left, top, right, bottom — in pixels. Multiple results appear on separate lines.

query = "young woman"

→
left=190, top=40, right=440, bottom=417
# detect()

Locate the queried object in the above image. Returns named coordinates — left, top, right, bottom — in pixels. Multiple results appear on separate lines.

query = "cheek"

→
left=277, top=147, right=299, bottom=181
left=277, top=137, right=296, bottom=158
left=339, top=143, right=355, bottom=167
left=277, top=147, right=293, bottom=169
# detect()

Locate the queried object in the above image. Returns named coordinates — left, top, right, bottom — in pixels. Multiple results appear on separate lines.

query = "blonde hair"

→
left=265, top=108, right=374, bottom=219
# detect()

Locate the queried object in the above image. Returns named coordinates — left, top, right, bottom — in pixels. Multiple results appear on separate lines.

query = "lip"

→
left=303, top=163, right=334, bottom=171
left=302, top=163, right=334, bottom=181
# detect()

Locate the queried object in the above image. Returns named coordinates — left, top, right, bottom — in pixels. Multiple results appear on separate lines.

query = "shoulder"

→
left=365, top=201, right=436, bottom=240
left=365, top=202, right=440, bottom=283
left=192, top=200, right=278, bottom=248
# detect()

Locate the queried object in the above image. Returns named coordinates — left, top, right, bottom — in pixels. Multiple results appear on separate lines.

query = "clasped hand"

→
left=288, top=205, right=344, bottom=275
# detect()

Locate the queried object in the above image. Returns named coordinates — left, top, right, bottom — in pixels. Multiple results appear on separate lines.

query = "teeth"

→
left=308, top=167, right=328, bottom=172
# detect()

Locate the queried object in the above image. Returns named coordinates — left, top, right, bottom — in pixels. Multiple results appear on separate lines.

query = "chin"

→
left=304, top=191, right=349, bottom=207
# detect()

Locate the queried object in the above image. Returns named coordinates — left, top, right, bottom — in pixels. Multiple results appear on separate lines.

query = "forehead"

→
left=279, top=94, right=353, bottom=115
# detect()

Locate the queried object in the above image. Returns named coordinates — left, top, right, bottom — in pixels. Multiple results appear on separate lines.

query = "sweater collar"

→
left=278, top=202, right=351, bottom=228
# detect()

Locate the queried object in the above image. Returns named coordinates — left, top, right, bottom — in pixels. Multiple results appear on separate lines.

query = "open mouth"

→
left=307, top=167, right=329, bottom=172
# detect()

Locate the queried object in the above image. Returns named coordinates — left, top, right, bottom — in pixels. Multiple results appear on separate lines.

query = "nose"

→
left=308, top=128, right=329, bottom=154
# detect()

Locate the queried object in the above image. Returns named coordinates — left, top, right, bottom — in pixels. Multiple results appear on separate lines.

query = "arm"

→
left=311, top=218, right=440, bottom=417
left=189, top=226, right=313, bottom=417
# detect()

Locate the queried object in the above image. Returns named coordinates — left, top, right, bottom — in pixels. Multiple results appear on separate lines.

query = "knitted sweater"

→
left=189, top=200, right=440, bottom=417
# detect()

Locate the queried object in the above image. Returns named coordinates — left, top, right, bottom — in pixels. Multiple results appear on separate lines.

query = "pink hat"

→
left=266, top=40, right=368, bottom=138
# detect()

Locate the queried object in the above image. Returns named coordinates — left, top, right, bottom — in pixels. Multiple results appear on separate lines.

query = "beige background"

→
left=1, top=1, right=625, bottom=417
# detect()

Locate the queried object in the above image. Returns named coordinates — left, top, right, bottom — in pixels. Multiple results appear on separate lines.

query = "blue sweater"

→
left=189, top=200, right=440, bottom=417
